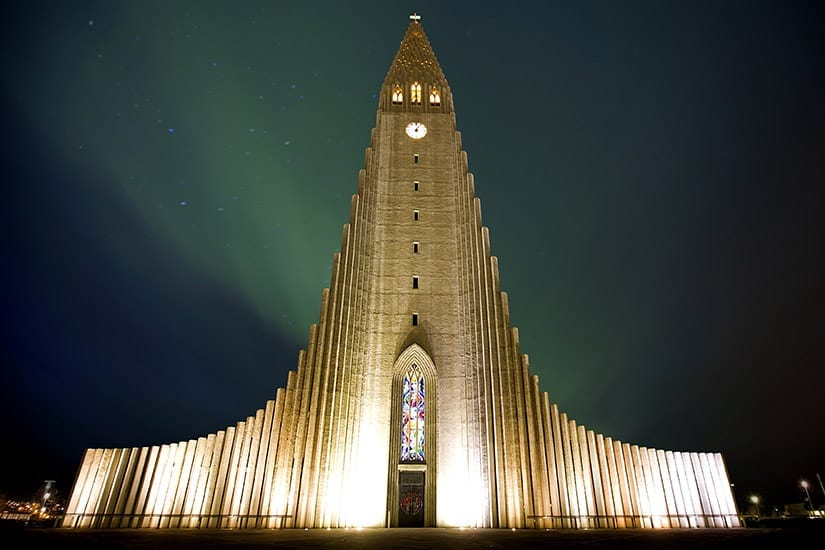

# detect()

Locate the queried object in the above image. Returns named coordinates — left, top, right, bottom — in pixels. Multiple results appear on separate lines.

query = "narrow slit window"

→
left=429, top=88, right=441, bottom=106
left=414, top=154, right=419, bottom=164
left=411, top=82, right=422, bottom=105
left=412, top=313, right=419, bottom=326
left=413, top=210, right=419, bottom=221
left=413, top=242, right=419, bottom=253
left=413, top=276, right=419, bottom=289
left=392, top=85, right=403, bottom=105
left=414, top=181, right=419, bottom=191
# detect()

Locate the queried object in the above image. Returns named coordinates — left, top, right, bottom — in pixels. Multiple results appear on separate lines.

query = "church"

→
left=61, top=15, right=740, bottom=530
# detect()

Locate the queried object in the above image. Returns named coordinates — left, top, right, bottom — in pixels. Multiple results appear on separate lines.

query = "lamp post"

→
left=748, top=495, right=760, bottom=518
left=801, top=480, right=815, bottom=513
left=41, top=480, right=55, bottom=514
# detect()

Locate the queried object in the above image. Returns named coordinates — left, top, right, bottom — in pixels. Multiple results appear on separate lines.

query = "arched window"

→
left=392, top=85, right=404, bottom=105
left=429, top=88, right=441, bottom=106
left=410, top=82, right=422, bottom=105
left=401, top=364, right=425, bottom=462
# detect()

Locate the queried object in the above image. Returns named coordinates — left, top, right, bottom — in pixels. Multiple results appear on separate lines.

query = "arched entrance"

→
left=386, top=344, right=437, bottom=527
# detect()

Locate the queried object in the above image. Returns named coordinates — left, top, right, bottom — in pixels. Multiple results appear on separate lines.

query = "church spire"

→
left=380, top=14, right=451, bottom=113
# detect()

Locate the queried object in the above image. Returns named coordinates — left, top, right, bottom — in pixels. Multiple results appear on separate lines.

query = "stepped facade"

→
left=61, top=16, right=740, bottom=529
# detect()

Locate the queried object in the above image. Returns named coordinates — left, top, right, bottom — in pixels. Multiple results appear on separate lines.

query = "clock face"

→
left=405, top=122, right=427, bottom=139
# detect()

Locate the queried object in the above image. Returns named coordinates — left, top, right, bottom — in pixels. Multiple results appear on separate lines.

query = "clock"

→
left=405, top=122, right=427, bottom=139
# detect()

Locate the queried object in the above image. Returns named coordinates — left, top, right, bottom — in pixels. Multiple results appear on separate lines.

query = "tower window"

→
left=413, top=242, right=419, bottom=253
left=392, top=85, right=403, bottom=105
left=411, top=82, right=422, bottom=105
left=413, top=210, right=419, bottom=221
left=414, top=154, right=419, bottom=164
left=429, top=88, right=441, bottom=106
left=400, top=363, right=425, bottom=462
left=412, top=313, right=419, bottom=326
left=414, top=181, right=419, bottom=191
left=413, top=276, right=419, bottom=289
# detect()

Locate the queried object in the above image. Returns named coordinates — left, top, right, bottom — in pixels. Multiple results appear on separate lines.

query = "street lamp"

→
left=801, top=480, right=815, bottom=512
left=748, top=495, right=760, bottom=517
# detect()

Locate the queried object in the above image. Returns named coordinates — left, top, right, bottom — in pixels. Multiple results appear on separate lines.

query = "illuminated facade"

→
left=61, top=16, right=740, bottom=529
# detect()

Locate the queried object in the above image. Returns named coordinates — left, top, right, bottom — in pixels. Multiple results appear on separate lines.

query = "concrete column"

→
left=689, top=452, right=713, bottom=527
left=99, top=448, right=128, bottom=528
left=698, top=453, right=723, bottom=527
left=208, top=427, right=235, bottom=528
left=712, top=453, right=740, bottom=527
left=664, top=451, right=688, bottom=527
left=110, top=447, right=140, bottom=528
left=569, top=421, right=587, bottom=527
left=181, top=437, right=208, bottom=527
left=655, top=449, right=678, bottom=527
left=644, top=448, right=667, bottom=527
left=632, top=446, right=651, bottom=528
left=249, top=403, right=274, bottom=528
left=542, top=397, right=562, bottom=528
left=613, top=440, right=633, bottom=527
left=220, top=421, right=247, bottom=528
left=551, top=404, right=569, bottom=527
left=159, top=442, right=187, bottom=528
left=143, top=444, right=171, bottom=528
left=238, top=411, right=264, bottom=527
left=133, top=446, right=159, bottom=528
left=62, top=448, right=92, bottom=527
left=271, top=370, right=299, bottom=527
left=595, top=434, right=614, bottom=527
left=528, top=376, right=551, bottom=527
left=123, top=446, right=150, bottom=528
left=82, top=448, right=109, bottom=527
left=167, top=440, right=196, bottom=527
left=260, top=397, right=284, bottom=528
left=673, top=451, right=699, bottom=527
left=201, top=431, right=226, bottom=528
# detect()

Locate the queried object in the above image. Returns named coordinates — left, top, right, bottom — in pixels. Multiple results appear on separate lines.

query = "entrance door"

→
left=398, top=471, right=425, bottom=527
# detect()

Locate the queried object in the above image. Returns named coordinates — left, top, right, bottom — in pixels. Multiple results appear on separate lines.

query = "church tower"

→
left=61, top=16, right=740, bottom=530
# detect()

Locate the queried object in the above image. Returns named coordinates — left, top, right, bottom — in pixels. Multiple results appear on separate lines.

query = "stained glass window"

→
left=401, top=364, right=425, bottom=462
left=411, top=82, right=422, bottom=105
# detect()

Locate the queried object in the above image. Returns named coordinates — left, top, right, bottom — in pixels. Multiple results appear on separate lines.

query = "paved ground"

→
left=1, top=526, right=822, bottom=549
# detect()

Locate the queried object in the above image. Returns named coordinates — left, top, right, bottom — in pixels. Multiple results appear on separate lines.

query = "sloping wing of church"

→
left=61, top=16, right=740, bottom=529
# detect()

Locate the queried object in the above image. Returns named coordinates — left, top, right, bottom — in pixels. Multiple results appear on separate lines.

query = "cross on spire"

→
left=410, top=13, right=421, bottom=22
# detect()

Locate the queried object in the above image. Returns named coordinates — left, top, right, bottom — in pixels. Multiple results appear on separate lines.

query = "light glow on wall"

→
left=437, top=447, right=488, bottom=527
left=341, top=420, right=388, bottom=527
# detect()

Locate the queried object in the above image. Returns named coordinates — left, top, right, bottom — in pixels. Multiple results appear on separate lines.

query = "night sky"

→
left=2, top=1, right=824, bottom=512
